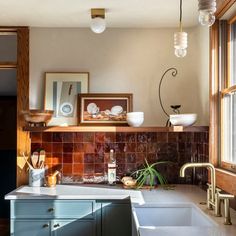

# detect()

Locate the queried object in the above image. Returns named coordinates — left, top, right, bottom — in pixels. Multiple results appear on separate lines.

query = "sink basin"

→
left=169, top=113, right=197, bottom=126
left=133, top=204, right=218, bottom=236
left=133, top=204, right=216, bottom=227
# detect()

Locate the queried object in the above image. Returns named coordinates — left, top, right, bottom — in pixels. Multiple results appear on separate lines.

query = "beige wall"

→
left=29, top=27, right=209, bottom=126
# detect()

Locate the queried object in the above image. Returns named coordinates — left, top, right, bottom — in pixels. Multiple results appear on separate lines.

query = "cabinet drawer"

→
left=11, top=200, right=95, bottom=219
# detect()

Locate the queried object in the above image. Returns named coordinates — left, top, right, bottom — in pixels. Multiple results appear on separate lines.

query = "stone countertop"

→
left=5, top=184, right=236, bottom=236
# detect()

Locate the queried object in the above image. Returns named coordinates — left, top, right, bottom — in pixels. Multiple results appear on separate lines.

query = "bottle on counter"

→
left=108, top=149, right=116, bottom=185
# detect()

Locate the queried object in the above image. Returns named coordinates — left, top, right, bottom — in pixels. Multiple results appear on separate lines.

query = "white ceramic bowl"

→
left=127, top=112, right=144, bottom=117
left=169, top=113, right=197, bottom=126
left=127, top=117, right=144, bottom=127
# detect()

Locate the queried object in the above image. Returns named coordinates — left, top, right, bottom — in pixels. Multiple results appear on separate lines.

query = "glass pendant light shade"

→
left=198, top=0, right=217, bottom=26
left=90, top=17, right=106, bottom=34
left=174, top=32, right=188, bottom=58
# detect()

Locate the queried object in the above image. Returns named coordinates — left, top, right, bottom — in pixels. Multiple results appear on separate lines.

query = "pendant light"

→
left=174, top=0, right=188, bottom=58
left=198, top=0, right=217, bottom=26
left=90, top=8, right=106, bottom=34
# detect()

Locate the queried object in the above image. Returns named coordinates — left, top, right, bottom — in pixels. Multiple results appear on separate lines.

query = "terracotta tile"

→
left=95, top=132, right=105, bottom=143
left=73, top=153, right=84, bottom=163
left=74, top=133, right=83, bottom=142
left=116, top=133, right=126, bottom=142
left=52, top=143, right=63, bottom=153
left=136, top=143, right=147, bottom=153
left=31, top=133, right=42, bottom=143
left=84, top=164, right=94, bottom=174
left=156, top=132, right=168, bottom=143
left=45, top=156, right=53, bottom=164
left=46, top=164, right=62, bottom=174
left=63, top=143, right=73, bottom=153
left=42, top=133, right=52, bottom=143
left=63, top=164, right=73, bottom=175
left=95, top=143, right=104, bottom=155
left=147, top=153, right=158, bottom=163
left=105, top=133, right=116, bottom=143
left=84, top=143, right=95, bottom=153
left=126, top=133, right=136, bottom=143
left=136, top=153, right=146, bottom=164
left=41, top=143, right=52, bottom=153
left=94, top=154, right=104, bottom=163
left=63, top=153, right=73, bottom=163
left=116, top=153, right=125, bottom=164
left=168, top=132, right=178, bottom=143
left=117, top=164, right=125, bottom=175
left=73, top=164, right=84, bottom=175
left=52, top=132, right=63, bottom=142
left=126, top=153, right=136, bottom=163
left=104, top=153, right=110, bottom=163
left=157, top=143, right=168, bottom=153
left=31, top=143, right=42, bottom=152
left=52, top=153, right=62, bottom=164
left=84, top=153, right=95, bottom=163
left=95, top=164, right=105, bottom=174
left=125, top=143, right=136, bottom=152
left=115, top=143, right=126, bottom=153
left=104, top=143, right=115, bottom=153
left=137, top=133, right=148, bottom=143
left=74, top=143, right=84, bottom=152
left=147, top=143, right=158, bottom=153
left=147, top=132, right=157, bottom=142
left=125, top=163, right=137, bottom=174
left=83, top=132, right=94, bottom=142
left=63, top=133, right=73, bottom=143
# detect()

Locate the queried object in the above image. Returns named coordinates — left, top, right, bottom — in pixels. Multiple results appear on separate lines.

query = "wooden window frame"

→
left=210, top=0, right=236, bottom=195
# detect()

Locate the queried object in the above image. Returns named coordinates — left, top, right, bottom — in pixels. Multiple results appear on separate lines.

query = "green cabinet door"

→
left=12, top=220, right=50, bottom=236
left=51, top=219, right=96, bottom=236
left=101, top=202, right=132, bottom=236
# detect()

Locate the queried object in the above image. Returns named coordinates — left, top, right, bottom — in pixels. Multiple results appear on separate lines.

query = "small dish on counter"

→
left=169, top=113, right=197, bottom=126
left=22, top=109, right=54, bottom=127
left=127, top=112, right=144, bottom=127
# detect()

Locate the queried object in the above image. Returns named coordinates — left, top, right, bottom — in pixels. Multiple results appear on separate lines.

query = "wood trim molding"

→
left=216, top=0, right=236, bottom=18
left=16, top=27, right=30, bottom=187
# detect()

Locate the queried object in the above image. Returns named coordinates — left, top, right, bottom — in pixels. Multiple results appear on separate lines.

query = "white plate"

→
left=87, top=103, right=98, bottom=114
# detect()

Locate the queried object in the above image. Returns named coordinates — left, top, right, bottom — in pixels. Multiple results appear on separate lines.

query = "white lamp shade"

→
left=198, top=0, right=216, bottom=26
left=90, top=17, right=106, bottom=34
left=174, top=32, right=188, bottom=58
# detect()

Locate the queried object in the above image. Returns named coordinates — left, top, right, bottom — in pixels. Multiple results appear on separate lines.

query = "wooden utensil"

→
left=22, top=152, right=34, bottom=170
left=38, top=150, right=45, bottom=168
left=31, top=151, right=39, bottom=169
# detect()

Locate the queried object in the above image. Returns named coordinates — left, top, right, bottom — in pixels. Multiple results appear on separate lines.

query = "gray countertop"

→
left=5, top=184, right=236, bottom=236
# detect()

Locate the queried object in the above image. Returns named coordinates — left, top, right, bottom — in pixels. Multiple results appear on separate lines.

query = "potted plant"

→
left=131, top=159, right=168, bottom=189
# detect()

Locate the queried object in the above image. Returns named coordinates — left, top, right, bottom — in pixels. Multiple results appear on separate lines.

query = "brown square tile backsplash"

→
left=30, top=131, right=209, bottom=184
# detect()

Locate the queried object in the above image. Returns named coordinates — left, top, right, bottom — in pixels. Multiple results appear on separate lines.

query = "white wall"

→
left=29, top=27, right=209, bottom=126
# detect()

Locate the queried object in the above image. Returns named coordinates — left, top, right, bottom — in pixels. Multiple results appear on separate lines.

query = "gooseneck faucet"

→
left=180, top=163, right=216, bottom=209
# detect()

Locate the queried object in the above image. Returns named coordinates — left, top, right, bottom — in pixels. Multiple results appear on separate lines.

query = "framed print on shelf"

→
left=78, top=93, right=133, bottom=126
left=44, top=72, right=89, bottom=126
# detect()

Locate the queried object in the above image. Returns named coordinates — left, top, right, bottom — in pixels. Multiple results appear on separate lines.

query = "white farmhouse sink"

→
left=133, top=204, right=218, bottom=236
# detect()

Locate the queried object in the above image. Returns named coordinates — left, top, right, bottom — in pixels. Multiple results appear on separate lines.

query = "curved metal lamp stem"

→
left=158, top=68, right=178, bottom=124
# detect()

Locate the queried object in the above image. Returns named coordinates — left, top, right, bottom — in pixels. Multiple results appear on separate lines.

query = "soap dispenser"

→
left=108, top=149, right=116, bottom=185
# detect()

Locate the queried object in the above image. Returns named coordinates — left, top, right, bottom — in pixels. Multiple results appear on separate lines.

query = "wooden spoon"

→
left=38, top=150, right=46, bottom=168
left=31, top=151, right=39, bottom=169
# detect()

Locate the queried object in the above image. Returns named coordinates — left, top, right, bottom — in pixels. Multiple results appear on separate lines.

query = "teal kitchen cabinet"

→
left=10, top=200, right=97, bottom=236
left=99, top=200, right=132, bottom=236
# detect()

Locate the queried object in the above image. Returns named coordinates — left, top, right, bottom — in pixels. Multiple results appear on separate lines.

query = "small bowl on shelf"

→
left=22, top=109, right=54, bottom=127
left=126, top=112, right=144, bottom=127
left=169, top=113, right=197, bottom=126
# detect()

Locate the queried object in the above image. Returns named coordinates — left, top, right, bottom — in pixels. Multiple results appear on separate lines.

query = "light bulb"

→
left=199, top=11, right=215, bottom=26
left=174, top=32, right=188, bottom=58
left=90, top=17, right=106, bottom=34
left=175, top=48, right=187, bottom=58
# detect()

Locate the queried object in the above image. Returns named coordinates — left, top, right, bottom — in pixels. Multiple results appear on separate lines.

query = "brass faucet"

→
left=180, top=162, right=235, bottom=225
left=180, top=163, right=216, bottom=209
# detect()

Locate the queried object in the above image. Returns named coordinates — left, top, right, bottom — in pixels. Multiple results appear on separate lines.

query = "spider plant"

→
left=131, top=159, right=168, bottom=189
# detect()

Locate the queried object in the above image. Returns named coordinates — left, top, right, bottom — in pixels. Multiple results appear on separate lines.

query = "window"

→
left=220, top=14, right=236, bottom=171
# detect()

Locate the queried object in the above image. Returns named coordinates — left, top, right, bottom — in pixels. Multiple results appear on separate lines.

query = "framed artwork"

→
left=78, top=93, right=133, bottom=126
left=44, top=72, right=89, bottom=126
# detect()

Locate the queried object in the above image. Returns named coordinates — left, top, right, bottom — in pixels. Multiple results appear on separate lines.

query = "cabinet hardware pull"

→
left=48, top=208, right=54, bottom=212
left=54, top=223, right=60, bottom=228
left=43, top=223, right=49, bottom=228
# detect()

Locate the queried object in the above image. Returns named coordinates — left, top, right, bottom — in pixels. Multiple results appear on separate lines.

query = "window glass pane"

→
left=0, top=34, right=17, bottom=63
left=0, top=69, right=17, bottom=96
left=223, top=92, right=236, bottom=164
left=230, top=21, right=236, bottom=86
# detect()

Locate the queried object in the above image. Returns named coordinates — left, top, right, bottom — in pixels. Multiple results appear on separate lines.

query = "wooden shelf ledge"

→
left=23, top=126, right=209, bottom=133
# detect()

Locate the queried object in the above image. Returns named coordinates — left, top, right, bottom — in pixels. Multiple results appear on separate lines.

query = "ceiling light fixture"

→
left=90, top=8, right=106, bottom=34
left=174, top=0, right=187, bottom=58
left=198, top=0, right=217, bottom=27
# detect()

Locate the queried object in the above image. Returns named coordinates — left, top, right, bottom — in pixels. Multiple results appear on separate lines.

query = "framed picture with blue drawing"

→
left=44, top=72, right=89, bottom=126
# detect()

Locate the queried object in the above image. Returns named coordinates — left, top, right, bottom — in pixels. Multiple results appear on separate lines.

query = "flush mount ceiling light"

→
left=90, top=8, right=106, bottom=34
left=198, top=0, right=217, bottom=27
left=174, top=0, right=188, bottom=58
